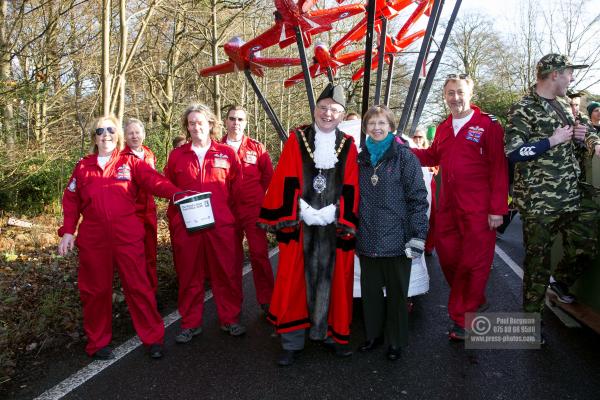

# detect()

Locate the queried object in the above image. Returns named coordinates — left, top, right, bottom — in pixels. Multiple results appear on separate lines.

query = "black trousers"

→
left=359, top=255, right=411, bottom=348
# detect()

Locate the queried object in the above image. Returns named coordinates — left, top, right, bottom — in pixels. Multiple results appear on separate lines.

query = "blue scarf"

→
left=366, top=133, right=394, bottom=166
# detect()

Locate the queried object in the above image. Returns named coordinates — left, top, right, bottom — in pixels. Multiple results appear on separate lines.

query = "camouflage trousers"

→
left=521, top=208, right=598, bottom=314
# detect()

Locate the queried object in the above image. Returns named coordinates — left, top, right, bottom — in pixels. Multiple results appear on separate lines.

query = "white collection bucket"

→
left=173, top=191, right=215, bottom=232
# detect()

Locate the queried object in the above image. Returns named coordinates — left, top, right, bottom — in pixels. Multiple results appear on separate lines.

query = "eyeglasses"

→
left=95, top=127, right=116, bottom=135
left=317, top=105, right=344, bottom=115
left=228, top=117, right=245, bottom=122
left=366, top=120, right=390, bottom=128
left=446, top=73, right=469, bottom=79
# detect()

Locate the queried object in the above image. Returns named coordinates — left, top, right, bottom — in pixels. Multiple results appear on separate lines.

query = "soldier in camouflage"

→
left=505, top=54, right=600, bottom=326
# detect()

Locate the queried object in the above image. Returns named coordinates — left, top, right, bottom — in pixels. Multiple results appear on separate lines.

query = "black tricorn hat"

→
left=316, top=83, right=346, bottom=109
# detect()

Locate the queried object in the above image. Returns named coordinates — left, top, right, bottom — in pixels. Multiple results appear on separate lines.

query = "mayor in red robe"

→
left=258, top=84, right=359, bottom=366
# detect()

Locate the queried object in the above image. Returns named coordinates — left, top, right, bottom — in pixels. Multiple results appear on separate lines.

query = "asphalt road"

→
left=14, top=216, right=600, bottom=399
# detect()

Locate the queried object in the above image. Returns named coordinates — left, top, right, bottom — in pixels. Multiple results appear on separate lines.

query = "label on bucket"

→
left=176, top=193, right=215, bottom=231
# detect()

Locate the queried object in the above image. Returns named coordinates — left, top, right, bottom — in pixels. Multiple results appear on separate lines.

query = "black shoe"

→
left=387, top=346, right=401, bottom=361
left=449, top=324, right=466, bottom=341
left=175, top=326, right=202, bottom=344
left=149, top=344, right=163, bottom=359
left=323, top=340, right=353, bottom=357
left=93, top=346, right=114, bottom=360
left=548, top=282, right=575, bottom=304
left=277, top=349, right=301, bottom=366
left=334, top=344, right=353, bottom=358
left=358, top=337, right=384, bottom=352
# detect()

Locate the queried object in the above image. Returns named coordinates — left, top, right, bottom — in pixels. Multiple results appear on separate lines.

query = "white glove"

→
left=316, top=203, right=336, bottom=225
left=404, top=238, right=425, bottom=259
left=299, top=199, right=334, bottom=226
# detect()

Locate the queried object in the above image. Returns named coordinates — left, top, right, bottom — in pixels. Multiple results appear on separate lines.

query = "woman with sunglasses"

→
left=58, top=115, right=180, bottom=360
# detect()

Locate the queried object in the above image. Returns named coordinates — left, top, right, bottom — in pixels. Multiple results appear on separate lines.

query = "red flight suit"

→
left=412, top=106, right=508, bottom=327
left=164, top=141, right=243, bottom=328
left=126, top=145, right=159, bottom=293
left=221, top=135, right=274, bottom=306
left=58, top=150, right=179, bottom=356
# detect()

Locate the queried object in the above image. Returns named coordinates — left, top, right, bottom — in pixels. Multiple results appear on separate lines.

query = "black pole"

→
left=383, top=54, right=395, bottom=106
left=396, top=0, right=443, bottom=135
left=295, top=26, right=315, bottom=117
left=403, top=0, right=445, bottom=130
left=360, top=0, right=377, bottom=144
left=244, top=69, right=288, bottom=143
left=409, top=0, right=462, bottom=136
left=326, top=67, right=334, bottom=83
left=374, top=16, right=388, bottom=105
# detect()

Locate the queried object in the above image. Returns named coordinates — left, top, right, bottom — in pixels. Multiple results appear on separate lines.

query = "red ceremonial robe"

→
left=258, top=126, right=359, bottom=344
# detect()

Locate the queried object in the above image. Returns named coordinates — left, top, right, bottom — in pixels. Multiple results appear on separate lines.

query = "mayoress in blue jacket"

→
left=356, top=105, right=429, bottom=361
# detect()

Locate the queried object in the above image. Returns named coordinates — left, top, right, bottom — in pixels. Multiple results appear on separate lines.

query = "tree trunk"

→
left=0, top=0, right=14, bottom=150
left=117, top=0, right=127, bottom=123
left=211, top=0, right=221, bottom=121
left=102, top=0, right=112, bottom=116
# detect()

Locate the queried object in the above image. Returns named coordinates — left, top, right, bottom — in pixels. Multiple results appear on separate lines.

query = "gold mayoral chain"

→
left=370, top=161, right=384, bottom=186
left=299, top=130, right=347, bottom=194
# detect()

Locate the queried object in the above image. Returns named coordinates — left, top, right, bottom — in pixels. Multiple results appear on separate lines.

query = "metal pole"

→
left=409, top=0, right=462, bottom=136
left=326, top=67, right=334, bottom=83
left=403, top=0, right=445, bottom=129
left=244, top=69, right=288, bottom=143
left=396, top=0, right=443, bottom=135
left=383, top=54, right=395, bottom=106
left=360, top=0, right=377, bottom=144
left=295, top=26, right=315, bottom=116
left=374, top=16, right=388, bottom=105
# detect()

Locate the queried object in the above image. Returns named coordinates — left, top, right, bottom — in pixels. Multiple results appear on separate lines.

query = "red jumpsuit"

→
left=125, top=145, right=159, bottom=293
left=164, top=141, right=243, bottom=329
left=221, top=135, right=274, bottom=306
left=412, top=106, right=508, bottom=328
left=58, top=151, right=179, bottom=356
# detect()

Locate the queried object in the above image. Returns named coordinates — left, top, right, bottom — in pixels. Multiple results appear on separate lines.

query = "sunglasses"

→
left=96, top=127, right=116, bottom=135
left=446, top=73, right=469, bottom=79
left=413, top=136, right=424, bottom=139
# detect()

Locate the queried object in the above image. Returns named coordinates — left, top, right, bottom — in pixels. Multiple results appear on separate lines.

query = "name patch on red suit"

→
left=465, top=126, right=484, bottom=143
left=213, top=153, right=230, bottom=169
left=116, top=165, right=132, bottom=180
left=244, top=151, right=258, bottom=164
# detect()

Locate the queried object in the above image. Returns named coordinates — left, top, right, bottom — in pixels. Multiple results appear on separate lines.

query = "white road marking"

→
left=35, top=248, right=280, bottom=400
left=494, top=244, right=524, bottom=279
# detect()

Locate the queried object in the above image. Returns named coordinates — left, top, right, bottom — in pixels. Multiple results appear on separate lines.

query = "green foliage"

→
left=0, top=147, right=79, bottom=214
left=473, top=82, right=522, bottom=126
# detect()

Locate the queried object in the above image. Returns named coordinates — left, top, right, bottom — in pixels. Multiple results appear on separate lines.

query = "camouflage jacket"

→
left=505, top=85, right=600, bottom=216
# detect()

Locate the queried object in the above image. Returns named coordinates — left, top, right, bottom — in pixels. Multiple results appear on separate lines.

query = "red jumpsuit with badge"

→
left=221, top=135, right=274, bottom=306
left=412, top=106, right=508, bottom=328
left=126, top=145, right=159, bottom=293
left=164, top=141, right=243, bottom=329
left=58, top=151, right=179, bottom=356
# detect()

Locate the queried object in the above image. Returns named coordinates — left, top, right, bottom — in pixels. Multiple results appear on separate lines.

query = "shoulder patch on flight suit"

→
left=67, top=178, right=77, bottom=192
